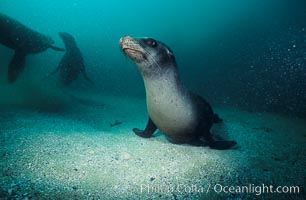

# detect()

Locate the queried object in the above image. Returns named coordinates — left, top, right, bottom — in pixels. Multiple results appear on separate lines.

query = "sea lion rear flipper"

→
left=204, top=132, right=237, bottom=150
left=82, top=71, right=94, bottom=84
left=8, top=51, right=27, bottom=83
left=209, top=140, right=237, bottom=150
left=133, top=117, right=157, bottom=138
left=212, top=113, right=223, bottom=123
left=49, top=45, right=65, bottom=52
left=81, top=65, right=94, bottom=84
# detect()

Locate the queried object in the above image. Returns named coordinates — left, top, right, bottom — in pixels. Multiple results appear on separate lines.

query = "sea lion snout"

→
left=120, top=36, right=139, bottom=51
left=120, top=36, right=147, bottom=63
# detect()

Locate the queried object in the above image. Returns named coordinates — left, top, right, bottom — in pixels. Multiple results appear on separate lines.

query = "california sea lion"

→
left=0, top=13, right=64, bottom=83
left=49, top=32, right=93, bottom=85
left=120, top=36, right=236, bottom=150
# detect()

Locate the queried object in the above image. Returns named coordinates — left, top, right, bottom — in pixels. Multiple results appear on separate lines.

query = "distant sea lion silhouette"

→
left=0, top=13, right=65, bottom=83
left=120, top=36, right=236, bottom=150
left=49, top=32, right=93, bottom=85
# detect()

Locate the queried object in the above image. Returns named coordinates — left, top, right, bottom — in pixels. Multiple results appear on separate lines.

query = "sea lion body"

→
left=50, top=32, right=93, bottom=85
left=144, top=73, right=197, bottom=142
left=0, top=14, right=54, bottom=53
left=120, top=36, right=236, bottom=149
left=0, top=13, right=64, bottom=82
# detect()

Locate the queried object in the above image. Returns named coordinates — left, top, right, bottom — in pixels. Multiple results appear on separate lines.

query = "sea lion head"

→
left=58, top=32, right=77, bottom=50
left=120, top=36, right=177, bottom=77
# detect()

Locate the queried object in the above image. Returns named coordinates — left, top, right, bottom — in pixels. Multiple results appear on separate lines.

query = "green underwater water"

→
left=0, top=0, right=305, bottom=117
left=0, top=1, right=306, bottom=199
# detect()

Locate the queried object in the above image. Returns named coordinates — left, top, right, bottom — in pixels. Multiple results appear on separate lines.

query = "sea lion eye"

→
left=146, top=39, right=157, bottom=47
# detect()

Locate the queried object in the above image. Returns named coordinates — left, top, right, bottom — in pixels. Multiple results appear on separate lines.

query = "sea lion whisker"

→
left=142, top=48, right=162, bottom=72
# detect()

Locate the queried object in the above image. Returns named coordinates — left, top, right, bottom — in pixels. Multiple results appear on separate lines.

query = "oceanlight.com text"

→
left=213, top=184, right=300, bottom=196
left=140, top=183, right=300, bottom=196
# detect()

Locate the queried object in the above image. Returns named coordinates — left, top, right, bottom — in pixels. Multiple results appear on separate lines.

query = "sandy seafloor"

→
left=0, top=90, right=305, bottom=200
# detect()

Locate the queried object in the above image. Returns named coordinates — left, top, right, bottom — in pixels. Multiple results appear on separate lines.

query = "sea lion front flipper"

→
left=8, top=51, right=27, bottom=83
left=49, top=45, right=65, bottom=52
left=81, top=65, right=94, bottom=84
left=133, top=117, right=157, bottom=138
